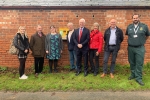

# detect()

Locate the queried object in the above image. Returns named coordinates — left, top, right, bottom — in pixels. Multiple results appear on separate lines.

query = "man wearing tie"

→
left=73, top=18, right=90, bottom=77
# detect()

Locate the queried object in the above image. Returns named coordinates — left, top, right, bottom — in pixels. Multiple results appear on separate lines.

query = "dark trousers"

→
left=128, top=46, right=145, bottom=81
left=34, top=57, right=44, bottom=74
left=89, top=49, right=99, bottom=73
left=76, top=50, right=88, bottom=72
left=19, top=58, right=26, bottom=77
left=103, top=46, right=118, bottom=74
left=49, top=59, right=58, bottom=72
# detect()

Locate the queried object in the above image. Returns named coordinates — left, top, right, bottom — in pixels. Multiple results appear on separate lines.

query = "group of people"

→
left=13, top=14, right=150, bottom=86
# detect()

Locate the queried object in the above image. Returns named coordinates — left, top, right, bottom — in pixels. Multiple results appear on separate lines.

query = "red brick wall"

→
left=0, top=9, right=150, bottom=68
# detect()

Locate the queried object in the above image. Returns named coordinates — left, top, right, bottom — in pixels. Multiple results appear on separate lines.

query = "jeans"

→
left=103, top=46, right=118, bottom=74
left=34, top=57, right=44, bottom=74
left=69, top=50, right=77, bottom=69
left=89, top=49, right=99, bottom=73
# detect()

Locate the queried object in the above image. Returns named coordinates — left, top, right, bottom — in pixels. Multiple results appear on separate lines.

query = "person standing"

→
left=66, top=22, right=77, bottom=71
left=89, top=22, right=103, bottom=76
left=30, top=25, right=46, bottom=77
left=101, top=19, right=124, bottom=78
left=14, top=26, right=29, bottom=79
left=73, top=18, right=90, bottom=77
left=126, top=14, right=150, bottom=86
left=45, top=25, right=63, bottom=73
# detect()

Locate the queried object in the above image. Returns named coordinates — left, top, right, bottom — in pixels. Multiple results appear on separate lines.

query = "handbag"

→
left=8, top=35, right=19, bottom=55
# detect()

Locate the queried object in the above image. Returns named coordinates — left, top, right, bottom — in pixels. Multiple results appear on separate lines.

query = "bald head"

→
left=67, top=22, right=74, bottom=31
left=109, top=19, right=117, bottom=28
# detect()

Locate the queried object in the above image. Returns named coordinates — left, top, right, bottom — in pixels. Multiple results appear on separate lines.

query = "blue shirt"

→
left=109, top=27, right=117, bottom=45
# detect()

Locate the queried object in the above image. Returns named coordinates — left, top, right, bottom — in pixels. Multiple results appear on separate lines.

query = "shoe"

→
left=75, top=71, right=80, bottom=76
left=23, top=74, right=28, bottom=78
left=19, top=75, right=28, bottom=79
left=110, top=73, right=114, bottom=78
left=70, top=68, right=75, bottom=71
left=136, top=80, right=145, bottom=86
left=128, top=76, right=134, bottom=80
left=35, top=73, right=38, bottom=77
left=84, top=72, right=88, bottom=77
left=54, top=69, right=58, bottom=73
left=100, top=73, right=105, bottom=78
left=94, top=72, right=97, bottom=76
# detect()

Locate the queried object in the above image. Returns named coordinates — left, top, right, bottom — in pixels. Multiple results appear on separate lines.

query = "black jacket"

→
left=66, top=30, right=75, bottom=51
left=104, top=27, right=124, bottom=52
left=14, top=33, right=29, bottom=55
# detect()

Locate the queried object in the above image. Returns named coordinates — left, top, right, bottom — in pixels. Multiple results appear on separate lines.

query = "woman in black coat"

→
left=14, top=26, right=29, bottom=79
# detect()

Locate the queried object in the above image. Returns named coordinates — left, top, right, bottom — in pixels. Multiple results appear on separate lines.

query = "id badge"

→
left=133, top=35, right=138, bottom=38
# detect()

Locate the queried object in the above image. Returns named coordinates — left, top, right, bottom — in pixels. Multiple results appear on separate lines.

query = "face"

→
left=133, top=15, right=140, bottom=24
left=67, top=24, right=73, bottom=31
left=110, top=19, right=116, bottom=28
left=50, top=26, right=56, bottom=33
left=20, top=28, right=26, bottom=34
left=93, top=25, right=98, bottom=31
left=37, top=26, right=42, bottom=33
left=79, top=19, right=85, bottom=28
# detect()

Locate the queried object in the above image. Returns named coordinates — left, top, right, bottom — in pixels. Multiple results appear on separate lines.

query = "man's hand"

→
left=77, top=44, right=82, bottom=48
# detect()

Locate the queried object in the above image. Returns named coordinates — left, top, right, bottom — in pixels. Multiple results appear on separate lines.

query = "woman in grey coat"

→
left=45, top=25, right=63, bottom=73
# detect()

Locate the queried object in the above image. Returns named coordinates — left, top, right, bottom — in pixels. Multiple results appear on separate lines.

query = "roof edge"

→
left=0, top=6, right=150, bottom=10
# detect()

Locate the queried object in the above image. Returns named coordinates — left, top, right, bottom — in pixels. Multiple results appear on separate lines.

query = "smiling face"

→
left=109, top=19, right=117, bottom=28
left=19, top=27, right=26, bottom=34
left=36, top=25, right=42, bottom=33
left=79, top=19, right=85, bottom=28
left=132, top=15, right=140, bottom=24
left=50, top=26, right=56, bottom=33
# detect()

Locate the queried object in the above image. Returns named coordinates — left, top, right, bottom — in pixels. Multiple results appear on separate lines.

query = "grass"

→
left=0, top=63, right=150, bottom=92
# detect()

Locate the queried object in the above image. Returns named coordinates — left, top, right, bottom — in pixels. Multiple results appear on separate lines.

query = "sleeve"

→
left=13, top=34, right=24, bottom=51
left=29, top=35, right=34, bottom=51
left=125, top=26, right=129, bottom=35
left=45, top=34, right=49, bottom=51
left=25, top=37, right=30, bottom=50
left=97, top=33, right=103, bottom=53
left=59, top=34, right=63, bottom=50
left=145, top=25, right=150, bottom=36
left=73, top=30, right=78, bottom=46
left=120, top=29, right=124, bottom=43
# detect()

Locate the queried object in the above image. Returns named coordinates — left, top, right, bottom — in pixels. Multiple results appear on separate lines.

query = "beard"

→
left=133, top=20, right=139, bottom=24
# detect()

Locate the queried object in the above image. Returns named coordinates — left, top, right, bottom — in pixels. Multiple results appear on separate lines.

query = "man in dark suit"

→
left=73, top=18, right=90, bottom=77
left=66, top=22, right=77, bottom=71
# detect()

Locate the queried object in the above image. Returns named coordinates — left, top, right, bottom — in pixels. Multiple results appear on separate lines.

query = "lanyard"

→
left=134, top=26, right=139, bottom=34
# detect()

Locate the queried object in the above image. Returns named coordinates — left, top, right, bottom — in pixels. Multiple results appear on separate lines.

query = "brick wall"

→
left=0, top=9, right=150, bottom=68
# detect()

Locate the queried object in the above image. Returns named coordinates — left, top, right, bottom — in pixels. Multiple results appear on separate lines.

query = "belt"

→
left=128, top=45, right=143, bottom=48
left=109, top=45, right=116, bottom=46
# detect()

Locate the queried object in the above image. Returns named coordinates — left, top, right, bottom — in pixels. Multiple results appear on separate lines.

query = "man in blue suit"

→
left=73, top=18, right=90, bottom=77
left=66, top=22, right=77, bottom=71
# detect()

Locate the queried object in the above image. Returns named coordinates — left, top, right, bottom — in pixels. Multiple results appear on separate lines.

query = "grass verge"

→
left=0, top=63, right=150, bottom=92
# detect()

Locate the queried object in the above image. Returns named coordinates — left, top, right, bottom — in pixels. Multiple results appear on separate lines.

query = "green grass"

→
left=0, top=63, right=150, bottom=92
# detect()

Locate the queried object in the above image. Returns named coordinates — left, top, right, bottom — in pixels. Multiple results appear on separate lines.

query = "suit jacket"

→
left=73, top=27, right=90, bottom=51
left=66, top=30, right=75, bottom=51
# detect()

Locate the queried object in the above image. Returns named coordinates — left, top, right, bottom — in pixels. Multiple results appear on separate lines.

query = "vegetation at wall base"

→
left=0, top=63, right=150, bottom=92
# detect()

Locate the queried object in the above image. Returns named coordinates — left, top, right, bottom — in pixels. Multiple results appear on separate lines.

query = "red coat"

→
left=89, top=30, right=103, bottom=53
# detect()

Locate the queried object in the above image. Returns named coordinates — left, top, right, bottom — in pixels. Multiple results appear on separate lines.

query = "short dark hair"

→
left=132, top=14, right=141, bottom=18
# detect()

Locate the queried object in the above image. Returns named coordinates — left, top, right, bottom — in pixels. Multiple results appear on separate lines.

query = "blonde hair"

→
left=67, top=22, right=73, bottom=26
left=17, top=26, right=28, bottom=38
left=91, top=22, right=100, bottom=31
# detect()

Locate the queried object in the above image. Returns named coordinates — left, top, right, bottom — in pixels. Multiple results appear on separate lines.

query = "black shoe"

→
left=128, top=76, right=134, bottom=80
left=70, top=68, right=75, bottom=71
left=75, top=71, right=80, bottom=76
left=54, top=69, right=58, bottom=73
left=84, top=72, right=88, bottom=77
left=136, top=80, right=145, bottom=86
left=94, top=72, right=97, bottom=76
